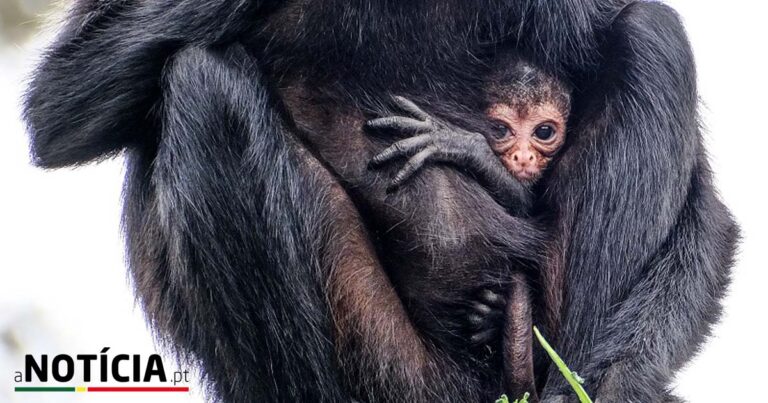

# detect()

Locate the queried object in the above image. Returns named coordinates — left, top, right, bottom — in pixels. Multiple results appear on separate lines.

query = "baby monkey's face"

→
left=486, top=102, right=567, bottom=183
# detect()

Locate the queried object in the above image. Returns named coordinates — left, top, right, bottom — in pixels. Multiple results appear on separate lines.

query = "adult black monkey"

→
left=24, top=1, right=737, bottom=403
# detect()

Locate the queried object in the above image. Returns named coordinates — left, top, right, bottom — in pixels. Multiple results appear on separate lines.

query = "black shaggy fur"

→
left=24, top=1, right=738, bottom=402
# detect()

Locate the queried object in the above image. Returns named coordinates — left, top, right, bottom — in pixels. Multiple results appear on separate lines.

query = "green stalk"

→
left=533, top=326, right=593, bottom=403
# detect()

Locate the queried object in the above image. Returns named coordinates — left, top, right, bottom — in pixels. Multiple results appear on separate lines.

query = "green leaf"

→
left=497, top=392, right=529, bottom=403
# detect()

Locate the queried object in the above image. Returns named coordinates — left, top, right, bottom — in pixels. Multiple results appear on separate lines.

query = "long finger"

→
left=468, top=314, right=485, bottom=328
left=370, top=134, right=433, bottom=167
left=366, top=116, right=433, bottom=133
left=471, top=301, right=504, bottom=321
left=470, top=328, right=498, bottom=346
left=390, top=145, right=438, bottom=188
left=392, top=95, right=431, bottom=121
left=472, top=301, right=492, bottom=316
left=479, top=289, right=506, bottom=309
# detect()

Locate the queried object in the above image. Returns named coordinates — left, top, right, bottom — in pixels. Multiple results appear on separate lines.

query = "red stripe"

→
left=87, top=387, right=189, bottom=392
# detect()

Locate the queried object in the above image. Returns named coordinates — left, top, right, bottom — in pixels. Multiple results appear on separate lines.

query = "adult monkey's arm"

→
left=24, top=0, right=277, bottom=168
left=540, top=3, right=737, bottom=402
left=24, top=2, right=351, bottom=399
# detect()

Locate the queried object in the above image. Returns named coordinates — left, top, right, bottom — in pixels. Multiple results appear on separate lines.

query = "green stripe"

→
left=15, top=387, right=76, bottom=392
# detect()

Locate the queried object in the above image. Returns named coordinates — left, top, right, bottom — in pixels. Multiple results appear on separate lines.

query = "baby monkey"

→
left=368, top=59, right=570, bottom=212
left=485, top=66, right=569, bottom=184
left=367, top=58, right=571, bottom=401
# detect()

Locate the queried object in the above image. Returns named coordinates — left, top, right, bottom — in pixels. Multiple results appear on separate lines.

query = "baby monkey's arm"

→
left=367, top=96, right=531, bottom=215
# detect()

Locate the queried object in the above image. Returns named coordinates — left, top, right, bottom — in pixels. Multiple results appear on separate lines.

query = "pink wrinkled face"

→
left=485, top=102, right=567, bottom=183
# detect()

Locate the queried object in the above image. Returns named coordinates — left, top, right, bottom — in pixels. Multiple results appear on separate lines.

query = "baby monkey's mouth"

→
left=514, top=169, right=541, bottom=183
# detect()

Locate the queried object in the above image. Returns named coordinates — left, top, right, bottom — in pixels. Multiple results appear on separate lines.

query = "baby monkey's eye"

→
left=491, top=123, right=510, bottom=140
left=534, top=124, right=555, bottom=141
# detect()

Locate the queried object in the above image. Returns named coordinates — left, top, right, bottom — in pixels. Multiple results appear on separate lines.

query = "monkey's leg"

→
left=321, top=177, right=489, bottom=402
left=540, top=3, right=737, bottom=402
left=503, top=272, right=539, bottom=402
left=562, top=160, right=735, bottom=403
left=137, top=44, right=349, bottom=402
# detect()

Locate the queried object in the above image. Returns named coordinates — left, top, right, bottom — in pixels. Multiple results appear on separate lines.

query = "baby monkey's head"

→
left=484, top=58, right=571, bottom=183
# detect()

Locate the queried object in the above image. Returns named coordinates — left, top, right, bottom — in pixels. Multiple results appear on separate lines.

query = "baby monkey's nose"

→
left=512, top=149, right=536, bottom=167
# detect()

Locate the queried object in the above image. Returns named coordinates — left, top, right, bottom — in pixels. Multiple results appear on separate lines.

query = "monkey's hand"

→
left=367, top=96, right=531, bottom=214
left=466, top=289, right=508, bottom=351
left=367, top=96, right=490, bottom=188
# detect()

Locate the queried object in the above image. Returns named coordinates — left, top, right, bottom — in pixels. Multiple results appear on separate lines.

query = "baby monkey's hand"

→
left=366, top=96, right=531, bottom=214
left=366, top=96, right=488, bottom=191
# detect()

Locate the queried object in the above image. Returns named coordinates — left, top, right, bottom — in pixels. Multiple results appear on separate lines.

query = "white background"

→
left=1, top=1, right=766, bottom=402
